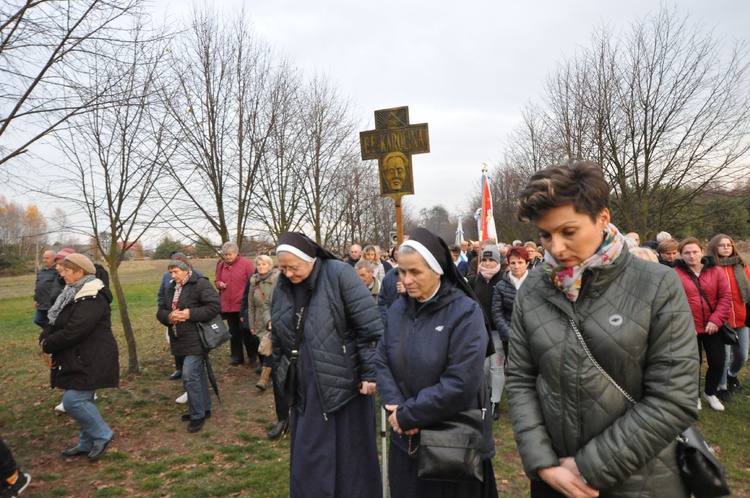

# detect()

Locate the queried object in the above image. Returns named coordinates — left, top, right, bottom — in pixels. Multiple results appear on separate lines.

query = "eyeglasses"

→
left=718, top=244, right=733, bottom=248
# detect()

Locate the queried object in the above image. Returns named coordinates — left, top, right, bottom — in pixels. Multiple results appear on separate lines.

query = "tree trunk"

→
left=110, top=267, right=140, bottom=375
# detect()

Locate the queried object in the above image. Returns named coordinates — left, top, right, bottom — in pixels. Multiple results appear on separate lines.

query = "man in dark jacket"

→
left=33, top=250, right=57, bottom=328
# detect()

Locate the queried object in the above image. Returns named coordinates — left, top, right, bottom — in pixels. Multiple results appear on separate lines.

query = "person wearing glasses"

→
left=706, top=234, right=750, bottom=402
left=271, top=232, right=382, bottom=497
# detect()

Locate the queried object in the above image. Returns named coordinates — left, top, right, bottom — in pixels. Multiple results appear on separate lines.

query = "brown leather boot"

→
left=256, top=366, right=272, bottom=391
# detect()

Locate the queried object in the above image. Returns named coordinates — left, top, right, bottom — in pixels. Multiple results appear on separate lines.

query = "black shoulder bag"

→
left=687, top=273, right=739, bottom=346
left=276, top=306, right=309, bottom=407
left=397, top=317, right=486, bottom=483
left=568, top=317, right=730, bottom=498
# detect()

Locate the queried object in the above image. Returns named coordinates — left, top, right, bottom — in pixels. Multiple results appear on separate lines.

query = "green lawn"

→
left=0, top=260, right=748, bottom=496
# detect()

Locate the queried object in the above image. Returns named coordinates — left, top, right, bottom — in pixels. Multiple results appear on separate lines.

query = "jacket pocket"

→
left=76, top=348, right=91, bottom=367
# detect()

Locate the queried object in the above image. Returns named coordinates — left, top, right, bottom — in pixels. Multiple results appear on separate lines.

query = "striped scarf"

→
left=171, top=270, right=192, bottom=334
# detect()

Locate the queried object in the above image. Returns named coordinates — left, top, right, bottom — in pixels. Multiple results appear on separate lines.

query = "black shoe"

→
left=87, top=439, right=111, bottom=461
left=61, top=446, right=89, bottom=457
left=169, top=370, right=181, bottom=380
left=267, top=419, right=289, bottom=440
left=2, top=471, right=30, bottom=497
left=181, top=410, right=211, bottom=422
left=727, top=374, right=741, bottom=393
left=187, top=417, right=205, bottom=433
left=230, top=359, right=242, bottom=366
left=716, top=390, right=734, bottom=403
left=491, top=402, right=500, bottom=421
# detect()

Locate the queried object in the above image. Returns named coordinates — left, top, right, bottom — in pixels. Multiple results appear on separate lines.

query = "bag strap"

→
left=687, top=272, right=715, bottom=314
left=567, top=317, right=636, bottom=405
left=290, top=305, right=308, bottom=364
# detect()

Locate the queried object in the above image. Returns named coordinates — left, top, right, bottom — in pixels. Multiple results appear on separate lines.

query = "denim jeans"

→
left=63, top=389, right=112, bottom=450
left=484, top=330, right=506, bottom=403
left=182, top=354, right=211, bottom=420
left=33, top=309, right=48, bottom=328
left=720, top=325, right=749, bottom=388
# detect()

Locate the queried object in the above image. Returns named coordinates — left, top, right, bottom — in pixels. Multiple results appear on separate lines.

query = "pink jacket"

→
left=215, top=255, right=255, bottom=313
left=674, top=258, right=731, bottom=334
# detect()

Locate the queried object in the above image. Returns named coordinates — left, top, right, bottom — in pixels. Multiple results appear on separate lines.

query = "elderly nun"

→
left=271, top=232, right=383, bottom=497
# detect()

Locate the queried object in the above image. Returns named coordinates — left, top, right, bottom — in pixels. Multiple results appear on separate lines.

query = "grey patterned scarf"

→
left=47, top=274, right=96, bottom=325
left=717, top=256, right=750, bottom=303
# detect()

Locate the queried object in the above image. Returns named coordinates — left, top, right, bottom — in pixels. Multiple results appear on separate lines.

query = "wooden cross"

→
left=359, top=106, right=430, bottom=244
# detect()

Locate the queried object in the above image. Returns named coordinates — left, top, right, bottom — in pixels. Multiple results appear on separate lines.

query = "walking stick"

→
left=381, top=405, right=388, bottom=497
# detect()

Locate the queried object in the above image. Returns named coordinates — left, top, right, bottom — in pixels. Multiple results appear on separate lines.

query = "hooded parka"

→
left=507, top=247, right=699, bottom=497
left=39, top=279, right=119, bottom=390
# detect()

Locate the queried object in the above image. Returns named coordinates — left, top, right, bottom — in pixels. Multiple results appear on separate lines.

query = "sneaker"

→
left=702, top=393, right=725, bottom=411
left=727, top=374, right=741, bottom=393
left=175, top=392, right=188, bottom=404
left=1, top=471, right=31, bottom=497
left=716, top=389, right=734, bottom=403
left=54, top=402, right=66, bottom=414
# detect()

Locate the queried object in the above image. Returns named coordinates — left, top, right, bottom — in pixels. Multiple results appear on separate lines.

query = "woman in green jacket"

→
left=507, top=161, right=699, bottom=498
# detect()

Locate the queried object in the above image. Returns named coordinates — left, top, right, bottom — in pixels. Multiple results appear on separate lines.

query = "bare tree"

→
left=516, top=7, right=750, bottom=238
left=160, top=8, right=281, bottom=248
left=48, top=17, right=174, bottom=374
left=297, top=74, right=360, bottom=246
left=0, top=0, right=141, bottom=166
left=252, top=64, right=307, bottom=244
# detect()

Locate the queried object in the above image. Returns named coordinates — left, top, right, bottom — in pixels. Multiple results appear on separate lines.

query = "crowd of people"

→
left=13, top=159, right=746, bottom=497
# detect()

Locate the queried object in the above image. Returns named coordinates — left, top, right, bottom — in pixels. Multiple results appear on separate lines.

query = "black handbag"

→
left=197, top=315, right=231, bottom=350
left=688, top=273, right=739, bottom=346
left=568, top=318, right=730, bottom=498
left=276, top=305, right=308, bottom=407
left=398, top=319, right=486, bottom=483
left=417, top=407, right=485, bottom=482
left=676, top=426, right=730, bottom=498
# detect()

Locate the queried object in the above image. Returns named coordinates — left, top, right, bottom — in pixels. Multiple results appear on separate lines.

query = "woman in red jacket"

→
left=674, top=237, right=731, bottom=411
left=215, top=242, right=256, bottom=366
left=706, top=234, right=750, bottom=402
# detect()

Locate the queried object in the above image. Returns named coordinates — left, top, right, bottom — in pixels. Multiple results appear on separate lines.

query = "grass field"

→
left=0, top=259, right=748, bottom=497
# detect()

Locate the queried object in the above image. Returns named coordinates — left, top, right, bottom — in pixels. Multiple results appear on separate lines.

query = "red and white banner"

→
left=479, top=171, right=497, bottom=242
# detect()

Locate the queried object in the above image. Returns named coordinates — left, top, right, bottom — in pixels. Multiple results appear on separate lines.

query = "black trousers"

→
left=224, top=312, right=258, bottom=363
left=698, top=332, right=726, bottom=396
left=0, top=438, right=18, bottom=480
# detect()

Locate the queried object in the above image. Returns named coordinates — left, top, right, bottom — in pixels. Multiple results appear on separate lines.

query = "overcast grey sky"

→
left=3, top=0, right=748, bottom=234
left=202, top=0, right=749, bottom=216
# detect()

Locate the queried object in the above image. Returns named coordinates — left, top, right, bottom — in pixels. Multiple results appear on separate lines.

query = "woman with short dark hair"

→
left=508, top=161, right=698, bottom=497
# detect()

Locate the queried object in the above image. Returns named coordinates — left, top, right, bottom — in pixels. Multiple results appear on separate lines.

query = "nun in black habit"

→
left=271, top=232, right=383, bottom=498
left=375, top=227, right=498, bottom=498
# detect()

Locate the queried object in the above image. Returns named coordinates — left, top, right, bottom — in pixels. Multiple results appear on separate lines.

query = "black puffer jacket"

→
left=156, top=272, right=222, bottom=356
left=467, top=271, right=503, bottom=330
left=491, top=272, right=519, bottom=341
left=39, top=279, right=119, bottom=390
left=271, top=258, right=383, bottom=414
